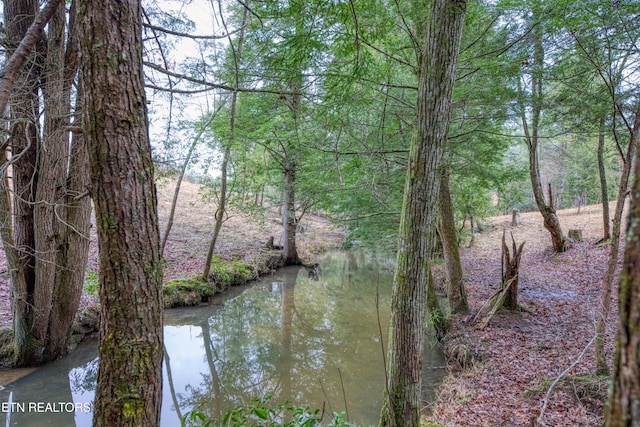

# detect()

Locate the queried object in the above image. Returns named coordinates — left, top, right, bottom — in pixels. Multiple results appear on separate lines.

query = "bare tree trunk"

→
left=0, top=0, right=63, bottom=115
left=603, top=112, right=640, bottom=427
left=595, top=102, right=640, bottom=375
left=438, top=165, right=467, bottom=314
left=3, top=0, right=90, bottom=366
left=379, top=1, right=466, bottom=425
left=202, top=8, right=248, bottom=279
left=202, top=145, right=231, bottom=280
left=282, top=157, right=301, bottom=265
left=161, top=111, right=218, bottom=255
left=598, top=116, right=611, bottom=241
left=80, top=1, right=164, bottom=425
left=517, top=3, right=567, bottom=253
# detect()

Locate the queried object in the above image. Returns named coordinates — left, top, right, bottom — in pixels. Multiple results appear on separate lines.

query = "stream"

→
left=0, top=250, right=446, bottom=426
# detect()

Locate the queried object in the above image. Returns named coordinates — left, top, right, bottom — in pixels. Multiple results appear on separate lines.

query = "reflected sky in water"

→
left=0, top=251, right=445, bottom=426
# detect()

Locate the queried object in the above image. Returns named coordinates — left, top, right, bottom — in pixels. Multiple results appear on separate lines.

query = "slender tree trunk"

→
left=438, top=165, right=467, bottom=314
left=518, top=3, right=567, bottom=253
left=598, top=116, right=611, bottom=241
left=202, top=145, right=231, bottom=280
left=604, top=113, right=640, bottom=427
left=379, top=1, right=466, bottom=425
left=80, top=1, right=164, bottom=425
left=595, top=102, right=640, bottom=375
left=282, top=157, right=301, bottom=265
left=162, top=111, right=218, bottom=256
left=5, top=0, right=41, bottom=365
left=202, top=9, right=248, bottom=278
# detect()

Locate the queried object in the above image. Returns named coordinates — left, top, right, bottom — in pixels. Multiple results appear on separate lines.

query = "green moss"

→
left=163, top=276, right=213, bottom=308
left=162, top=253, right=284, bottom=309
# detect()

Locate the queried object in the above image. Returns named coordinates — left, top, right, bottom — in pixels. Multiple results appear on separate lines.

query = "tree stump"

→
left=502, top=231, right=525, bottom=310
left=475, top=231, right=525, bottom=329
left=511, top=209, right=520, bottom=226
left=568, top=229, right=582, bottom=241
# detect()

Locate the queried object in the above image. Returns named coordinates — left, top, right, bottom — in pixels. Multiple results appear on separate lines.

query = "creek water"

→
left=0, top=250, right=446, bottom=426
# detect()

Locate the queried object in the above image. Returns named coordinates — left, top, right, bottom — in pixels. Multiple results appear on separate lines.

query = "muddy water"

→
left=0, top=251, right=446, bottom=426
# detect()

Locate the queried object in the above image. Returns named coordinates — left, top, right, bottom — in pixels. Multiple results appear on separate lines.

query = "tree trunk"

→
left=80, top=1, right=164, bottom=425
left=598, top=116, right=611, bottom=241
left=3, top=0, right=90, bottom=366
left=604, top=114, right=640, bottom=427
left=202, top=9, right=247, bottom=278
left=595, top=101, right=640, bottom=375
left=202, top=145, right=231, bottom=280
left=517, top=3, right=567, bottom=253
left=438, top=165, right=467, bottom=314
left=282, top=156, right=301, bottom=265
left=502, top=231, right=525, bottom=310
left=379, top=1, right=466, bottom=425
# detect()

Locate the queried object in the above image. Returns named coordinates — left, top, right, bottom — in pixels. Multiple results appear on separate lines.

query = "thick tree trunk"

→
left=5, top=0, right=42, bottom=366
left=604, top=115, right=640, bottom=427
left=438, top=166, right=468, bottom=314
left=379, top=1, right=466, bottom=426
left=4, top=0, right=89, bottom=366
left=80, top=1, right=164, bottom=425
left=35, top=2, right=90, bottom=362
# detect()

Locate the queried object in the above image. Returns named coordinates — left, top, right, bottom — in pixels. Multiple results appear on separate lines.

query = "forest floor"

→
left=426, top=203, right=623, bottom=427
left=0, top=176, right=344, bottom=330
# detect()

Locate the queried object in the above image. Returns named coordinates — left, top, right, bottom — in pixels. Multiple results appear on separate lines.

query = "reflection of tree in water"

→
left=168, top=252, right=407, bottom=426
left=69, top=357, right=99, bottom=393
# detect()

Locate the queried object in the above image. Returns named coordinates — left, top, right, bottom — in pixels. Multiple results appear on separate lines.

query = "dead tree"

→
left=502, top=230, right=525, bottom=310
left=474, top=231, right=525, bottom=329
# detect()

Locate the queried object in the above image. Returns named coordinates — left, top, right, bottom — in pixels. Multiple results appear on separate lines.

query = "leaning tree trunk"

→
left=603, top=111, right=640, bottom=427
left=379, top=1, right=466, bottom=425
left=597, top=116, right=611, bottom=241
left=80, top=1, right=164, bottom=425
left=202, top=8, right=247, bottom=279
left=438, top=165, right=468, bottom=314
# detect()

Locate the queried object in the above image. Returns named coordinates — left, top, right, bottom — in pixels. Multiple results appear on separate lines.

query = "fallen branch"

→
left=536, top=333, right=597, bottom=426
left=477, top=276, right=518, bottom=329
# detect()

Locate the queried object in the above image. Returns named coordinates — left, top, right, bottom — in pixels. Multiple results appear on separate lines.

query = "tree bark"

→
left=379, top=1, right=466, bottom=426
left=282, top=156, right=301, bottom=265
left=598, top=115, right=611, bottom=241
left=438, top=165, right=468, bottom=314
left=3, top=0, right=90, bottom=366
left=595, top=101, right=640, bottom=375
left=80, top=1, right=164, bottom=425
left=604, top=113, right=640, bottom=427
left=517, top=3, right=568, bottom=253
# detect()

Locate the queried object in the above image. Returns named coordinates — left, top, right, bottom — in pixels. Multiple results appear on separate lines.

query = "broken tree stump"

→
left=474, top=231, right=525, bottom=329
left=502, top=230, right=525, bottom=310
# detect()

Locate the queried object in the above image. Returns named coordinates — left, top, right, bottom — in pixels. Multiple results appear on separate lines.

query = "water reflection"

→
left=0, top=251, right=445, bottom=426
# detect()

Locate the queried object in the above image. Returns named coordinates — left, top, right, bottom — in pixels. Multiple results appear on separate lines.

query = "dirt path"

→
left=427, top=204, right=621, bottom=426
